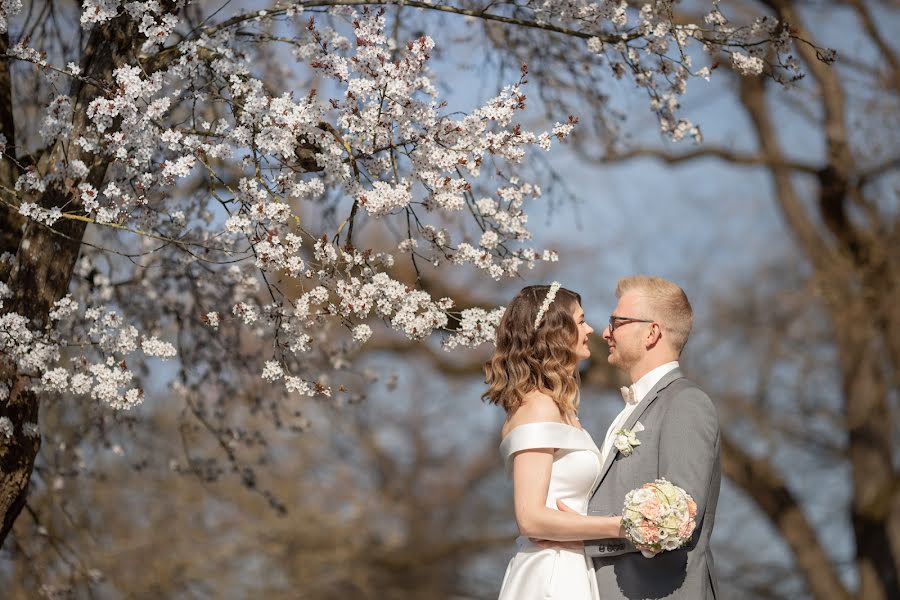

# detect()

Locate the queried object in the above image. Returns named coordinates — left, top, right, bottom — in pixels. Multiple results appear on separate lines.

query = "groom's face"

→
left=603, top=291, right=648, bottom=370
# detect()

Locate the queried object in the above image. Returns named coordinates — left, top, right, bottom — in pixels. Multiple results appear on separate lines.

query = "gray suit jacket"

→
left=585, top=368, right=721, bottom=600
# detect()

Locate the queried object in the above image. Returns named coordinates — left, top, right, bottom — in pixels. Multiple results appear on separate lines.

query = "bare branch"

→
left=737, top=73, right=836, bottom=268
left=205, top=0, right=639, bottom=45
left=846, top=0, right=899, bottom=91
left=603, top=145, right=820, bottom=174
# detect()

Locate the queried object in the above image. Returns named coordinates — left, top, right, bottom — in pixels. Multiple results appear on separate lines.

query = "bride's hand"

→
left=529, top=499, right=585, bottom=550
left=529, top=538, right=585, bottom=551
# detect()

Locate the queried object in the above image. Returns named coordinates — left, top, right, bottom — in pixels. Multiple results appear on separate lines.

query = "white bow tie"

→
left=620, top=385, right=639, bottom=405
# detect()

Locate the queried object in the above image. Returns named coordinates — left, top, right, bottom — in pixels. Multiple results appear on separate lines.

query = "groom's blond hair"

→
left=616, top=276, right=693, bottom=354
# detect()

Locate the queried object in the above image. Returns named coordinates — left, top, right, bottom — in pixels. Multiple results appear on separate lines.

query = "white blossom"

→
left=71, top=373, right=92, bottom=395
left=352, top=324, right=372, bottom=343
left=479, top=231, right=500, bottom=249
left=360, top=180, right=413, bottom=217
left=41, top=368, right=69, bottom=392
left=397, top=238, right=418, bottom=252
left=121, top=388, right=144, bottom=409
left=0, top=416, right=13, bottom=439
left=261, top=360, right=284, bottom=381
left=284, top=376, right=313, bottom=396
left=444, top=306, right=507, bottom=349
left=89, top=358, right=136, bottom=408
left=8, top=41, right=47, bottom=66
left=141, top=337, right=177, bottom=359
left=19, top=202, right=62, bottom=226
left=732, top=52, right=765, bottom=76
left=161, top=155, right=196, bottom=181
left=49, top=295, right=78, bottom=321
left=40, top=95, right=73, bottom=141
left=233, top=302, right=258, bottom=325
left=81, top=0, right=121, bottom=26
left=0, top=0, right=22, bottom=34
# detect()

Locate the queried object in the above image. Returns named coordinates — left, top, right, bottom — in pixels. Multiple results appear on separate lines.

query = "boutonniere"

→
left=613, top=422, right=645, bottom=457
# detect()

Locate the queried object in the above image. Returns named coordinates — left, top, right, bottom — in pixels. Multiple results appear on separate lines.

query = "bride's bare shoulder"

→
left=501, top=391, right=562, bottom=437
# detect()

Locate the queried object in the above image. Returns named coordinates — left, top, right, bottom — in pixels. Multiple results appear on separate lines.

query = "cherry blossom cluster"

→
left=1, top=282, right=175, bottom=411
left=521, top=0, right=814, bottom=140
left=217, top=12, right=564, bottom=396
left=443, top=306, right=508, bottom=350
left=0, top=0, right=21, bottom=35
left=2, top=2, right=824, bottom=409
left=81, top=0, right=180, bottom=51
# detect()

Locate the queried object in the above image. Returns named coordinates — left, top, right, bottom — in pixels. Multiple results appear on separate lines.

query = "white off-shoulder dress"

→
left=498, top=422, right=603, bottom=600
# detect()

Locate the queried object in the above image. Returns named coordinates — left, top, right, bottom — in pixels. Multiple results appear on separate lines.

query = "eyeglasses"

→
left=608, top=315, right=655, bottom=333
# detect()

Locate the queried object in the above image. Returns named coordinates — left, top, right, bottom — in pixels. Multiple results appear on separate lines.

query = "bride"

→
left=483, top=283, right=623, bottom=600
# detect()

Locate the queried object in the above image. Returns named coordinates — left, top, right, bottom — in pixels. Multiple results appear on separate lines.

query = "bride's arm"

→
left=512, top=449, right=623, bottom=542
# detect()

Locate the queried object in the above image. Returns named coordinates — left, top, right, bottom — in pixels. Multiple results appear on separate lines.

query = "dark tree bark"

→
left=0, top=13, right=140, bottom=548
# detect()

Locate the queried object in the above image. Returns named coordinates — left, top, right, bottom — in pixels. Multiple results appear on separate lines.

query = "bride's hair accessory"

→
left=533, top=281, right=561, bottom=329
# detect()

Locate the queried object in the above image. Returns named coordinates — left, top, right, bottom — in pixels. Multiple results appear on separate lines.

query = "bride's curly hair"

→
left=482, top=285, right=582, bottom=418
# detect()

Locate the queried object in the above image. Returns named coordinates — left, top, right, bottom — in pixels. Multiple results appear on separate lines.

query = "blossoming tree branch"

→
left=0, top=0, right=828, bottom=544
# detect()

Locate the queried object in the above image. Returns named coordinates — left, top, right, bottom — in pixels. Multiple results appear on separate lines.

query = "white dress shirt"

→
left=599, top=361, right=680, bottom=464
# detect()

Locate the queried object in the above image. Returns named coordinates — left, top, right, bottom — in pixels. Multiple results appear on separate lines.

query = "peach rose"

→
left=677, top=516, right=695, bottom=539
left=639, top=497, right=662, bottom=521
left=638, top=525, right=661, bottom=544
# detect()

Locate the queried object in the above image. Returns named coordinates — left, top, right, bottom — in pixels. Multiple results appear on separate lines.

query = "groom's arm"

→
left=657, top=387, right=720, bottom=530
left=583, top=533, right=637, bottom=558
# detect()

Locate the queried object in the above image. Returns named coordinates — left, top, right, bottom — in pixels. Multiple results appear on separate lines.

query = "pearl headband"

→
left=533, top=281, right=561, bottom=329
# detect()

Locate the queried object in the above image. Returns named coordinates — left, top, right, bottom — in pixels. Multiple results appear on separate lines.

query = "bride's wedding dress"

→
left=498, top=422, right=602, bottom=600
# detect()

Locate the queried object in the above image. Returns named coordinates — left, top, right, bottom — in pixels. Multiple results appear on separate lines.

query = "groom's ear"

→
left=645, top=322, right=663, bottom=348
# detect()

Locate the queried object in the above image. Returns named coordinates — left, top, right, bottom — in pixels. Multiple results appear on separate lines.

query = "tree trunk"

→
left=0, top=30, right=24, bottom=269
left=0, top=14, right=140, bottom=549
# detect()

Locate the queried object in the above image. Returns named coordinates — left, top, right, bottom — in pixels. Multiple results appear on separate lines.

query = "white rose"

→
left=662, top=537, right=682, bottom=551
left=614, top=434, right=633, bottom=455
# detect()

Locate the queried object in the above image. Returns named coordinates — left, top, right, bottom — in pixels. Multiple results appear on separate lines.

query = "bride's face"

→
left=571, top=303, right=594, bottom=361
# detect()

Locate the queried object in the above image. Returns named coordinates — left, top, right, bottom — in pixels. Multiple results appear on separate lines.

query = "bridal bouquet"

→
left=622, top=478, right=697, bottom=558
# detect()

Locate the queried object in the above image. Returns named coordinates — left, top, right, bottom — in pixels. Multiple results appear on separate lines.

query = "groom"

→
left=583, top=276, right=720, bottom=599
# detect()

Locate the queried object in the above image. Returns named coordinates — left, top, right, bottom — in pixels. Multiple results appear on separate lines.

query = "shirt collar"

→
left=630, top=361, right=679, bottom=405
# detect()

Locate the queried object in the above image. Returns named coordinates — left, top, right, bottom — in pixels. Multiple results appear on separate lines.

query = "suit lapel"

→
left=592, top=368, right=685, bottom=491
